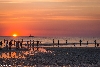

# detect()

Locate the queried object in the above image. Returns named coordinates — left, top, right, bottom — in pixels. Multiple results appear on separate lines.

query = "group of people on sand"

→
left=0, top=40, right=39, bottom=50
left=3, top=40, right=13, bottom=50
left=0, top=40, right=23, bottom=50
left=0, top=40, right=12, bottom=50
left=16, top=41, right=23, bottom=49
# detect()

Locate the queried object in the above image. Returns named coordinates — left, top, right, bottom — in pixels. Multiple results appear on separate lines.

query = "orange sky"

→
left=0, top=0, right=100, bottom=37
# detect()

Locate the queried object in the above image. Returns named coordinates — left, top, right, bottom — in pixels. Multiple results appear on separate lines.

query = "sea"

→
left=0, top=36, right=100, bottom=47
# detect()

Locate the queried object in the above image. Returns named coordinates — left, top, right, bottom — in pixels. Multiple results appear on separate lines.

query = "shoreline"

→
left=0, top=46, right=100, bottom=51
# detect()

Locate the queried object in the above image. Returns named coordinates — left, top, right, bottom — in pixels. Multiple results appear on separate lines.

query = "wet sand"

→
left=0, top=47, right=100, bottom=67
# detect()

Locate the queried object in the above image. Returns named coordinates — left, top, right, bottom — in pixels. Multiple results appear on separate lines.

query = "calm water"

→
left=0, top=36, right=100, bottom=47
left=0, top=36, right=100, bottom=42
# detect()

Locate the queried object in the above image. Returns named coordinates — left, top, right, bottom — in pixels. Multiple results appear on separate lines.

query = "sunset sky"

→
left=0, top=0, right=100, bottom=37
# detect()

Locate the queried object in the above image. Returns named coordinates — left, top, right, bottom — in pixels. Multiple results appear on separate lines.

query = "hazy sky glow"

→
left=0, top=0, right=100, bottom=37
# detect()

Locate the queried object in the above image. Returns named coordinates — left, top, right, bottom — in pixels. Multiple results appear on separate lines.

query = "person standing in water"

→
left=20, top=41, right=22, bottom=48
left=0, top=41, right=3, bottom=50
left=9, top=41, right=12, bottom=50
left=6, top=40, right=8, bottom=50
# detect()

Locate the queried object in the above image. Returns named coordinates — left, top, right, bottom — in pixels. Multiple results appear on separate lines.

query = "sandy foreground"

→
left=0, top=47, right=100, bottom=67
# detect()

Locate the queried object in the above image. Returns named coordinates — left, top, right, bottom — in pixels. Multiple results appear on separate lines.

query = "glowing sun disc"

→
left=13, top=34, right=17, bottom=37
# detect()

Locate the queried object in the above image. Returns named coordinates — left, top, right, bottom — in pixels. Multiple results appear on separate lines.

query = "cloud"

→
left=0, top=0, right=12, bottom=3
left=45, top=16, right=100, bottom=21
left=0, top=0, right=100, bottom=3
left=0, top=14, right=8, bottom=22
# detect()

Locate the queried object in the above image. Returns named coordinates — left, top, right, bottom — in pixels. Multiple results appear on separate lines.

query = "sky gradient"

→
left=0, top=0, right=100, bottom=37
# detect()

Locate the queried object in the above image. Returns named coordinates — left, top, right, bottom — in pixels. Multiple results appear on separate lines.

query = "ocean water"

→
left=0, top=36, right=100, bottom=47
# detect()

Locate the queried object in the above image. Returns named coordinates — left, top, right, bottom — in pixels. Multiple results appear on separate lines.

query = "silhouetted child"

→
left=97, top=44, right=99, bottom=47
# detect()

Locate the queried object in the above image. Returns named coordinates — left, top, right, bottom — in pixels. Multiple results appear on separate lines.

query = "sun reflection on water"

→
left=0, top=47, right=51, bottom=59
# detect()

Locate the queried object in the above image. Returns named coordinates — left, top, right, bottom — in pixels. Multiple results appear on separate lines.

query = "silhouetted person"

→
left=32, top=40, right=34, bottom=50
left=79, top=40, right=82, bottom=46
left=16, top=41, right=19, bottom=49
left=9, top=41, right=12, bottom=50
left=0, top=41, right=3, bottom=50
left=97, top=44, right=99, bottom=47
left=14, top=40, right=15, bottom=46
left=53, top=39, right=54, bottom=47
left=0, top=41, right=2, bottom=46
left=66, top=40, right=67, bottom=44
left=6, top=40, right=8, bottom=50
left=16, top=41, right=17, bottom=49
left=37, top=41, right=39, bottom=50
left=0, top=41, right=2, bottom=45
left=58, top=40, right=59, bottom=47
left=74, top=43, right=75, bottom=47
left=87, top=41, right=88, bottom=45
left=27, top=41, right=29, bottom=49
left=94, top=40, right=96, bottom=47
left=20, top=42, right=22, bottom=48
left=30, top=40, right=31, bottom=48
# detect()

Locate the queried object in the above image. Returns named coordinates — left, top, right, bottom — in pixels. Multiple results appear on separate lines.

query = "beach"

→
left=0, top=36, right=100, bottom=67
left=0, top=47, right=100, bottom=67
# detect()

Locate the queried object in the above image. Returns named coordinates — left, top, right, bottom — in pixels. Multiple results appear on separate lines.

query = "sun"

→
left=13, top=34, right=17, bottom=37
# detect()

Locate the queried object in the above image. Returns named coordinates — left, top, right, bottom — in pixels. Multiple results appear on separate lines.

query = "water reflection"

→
left=0, top=47, right=49, bottom=59
left=0, top=47, right=55, bottom=66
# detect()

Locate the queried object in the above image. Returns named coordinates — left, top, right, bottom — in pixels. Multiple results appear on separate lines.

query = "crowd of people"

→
left=0, top=40, right=40, bottom=50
